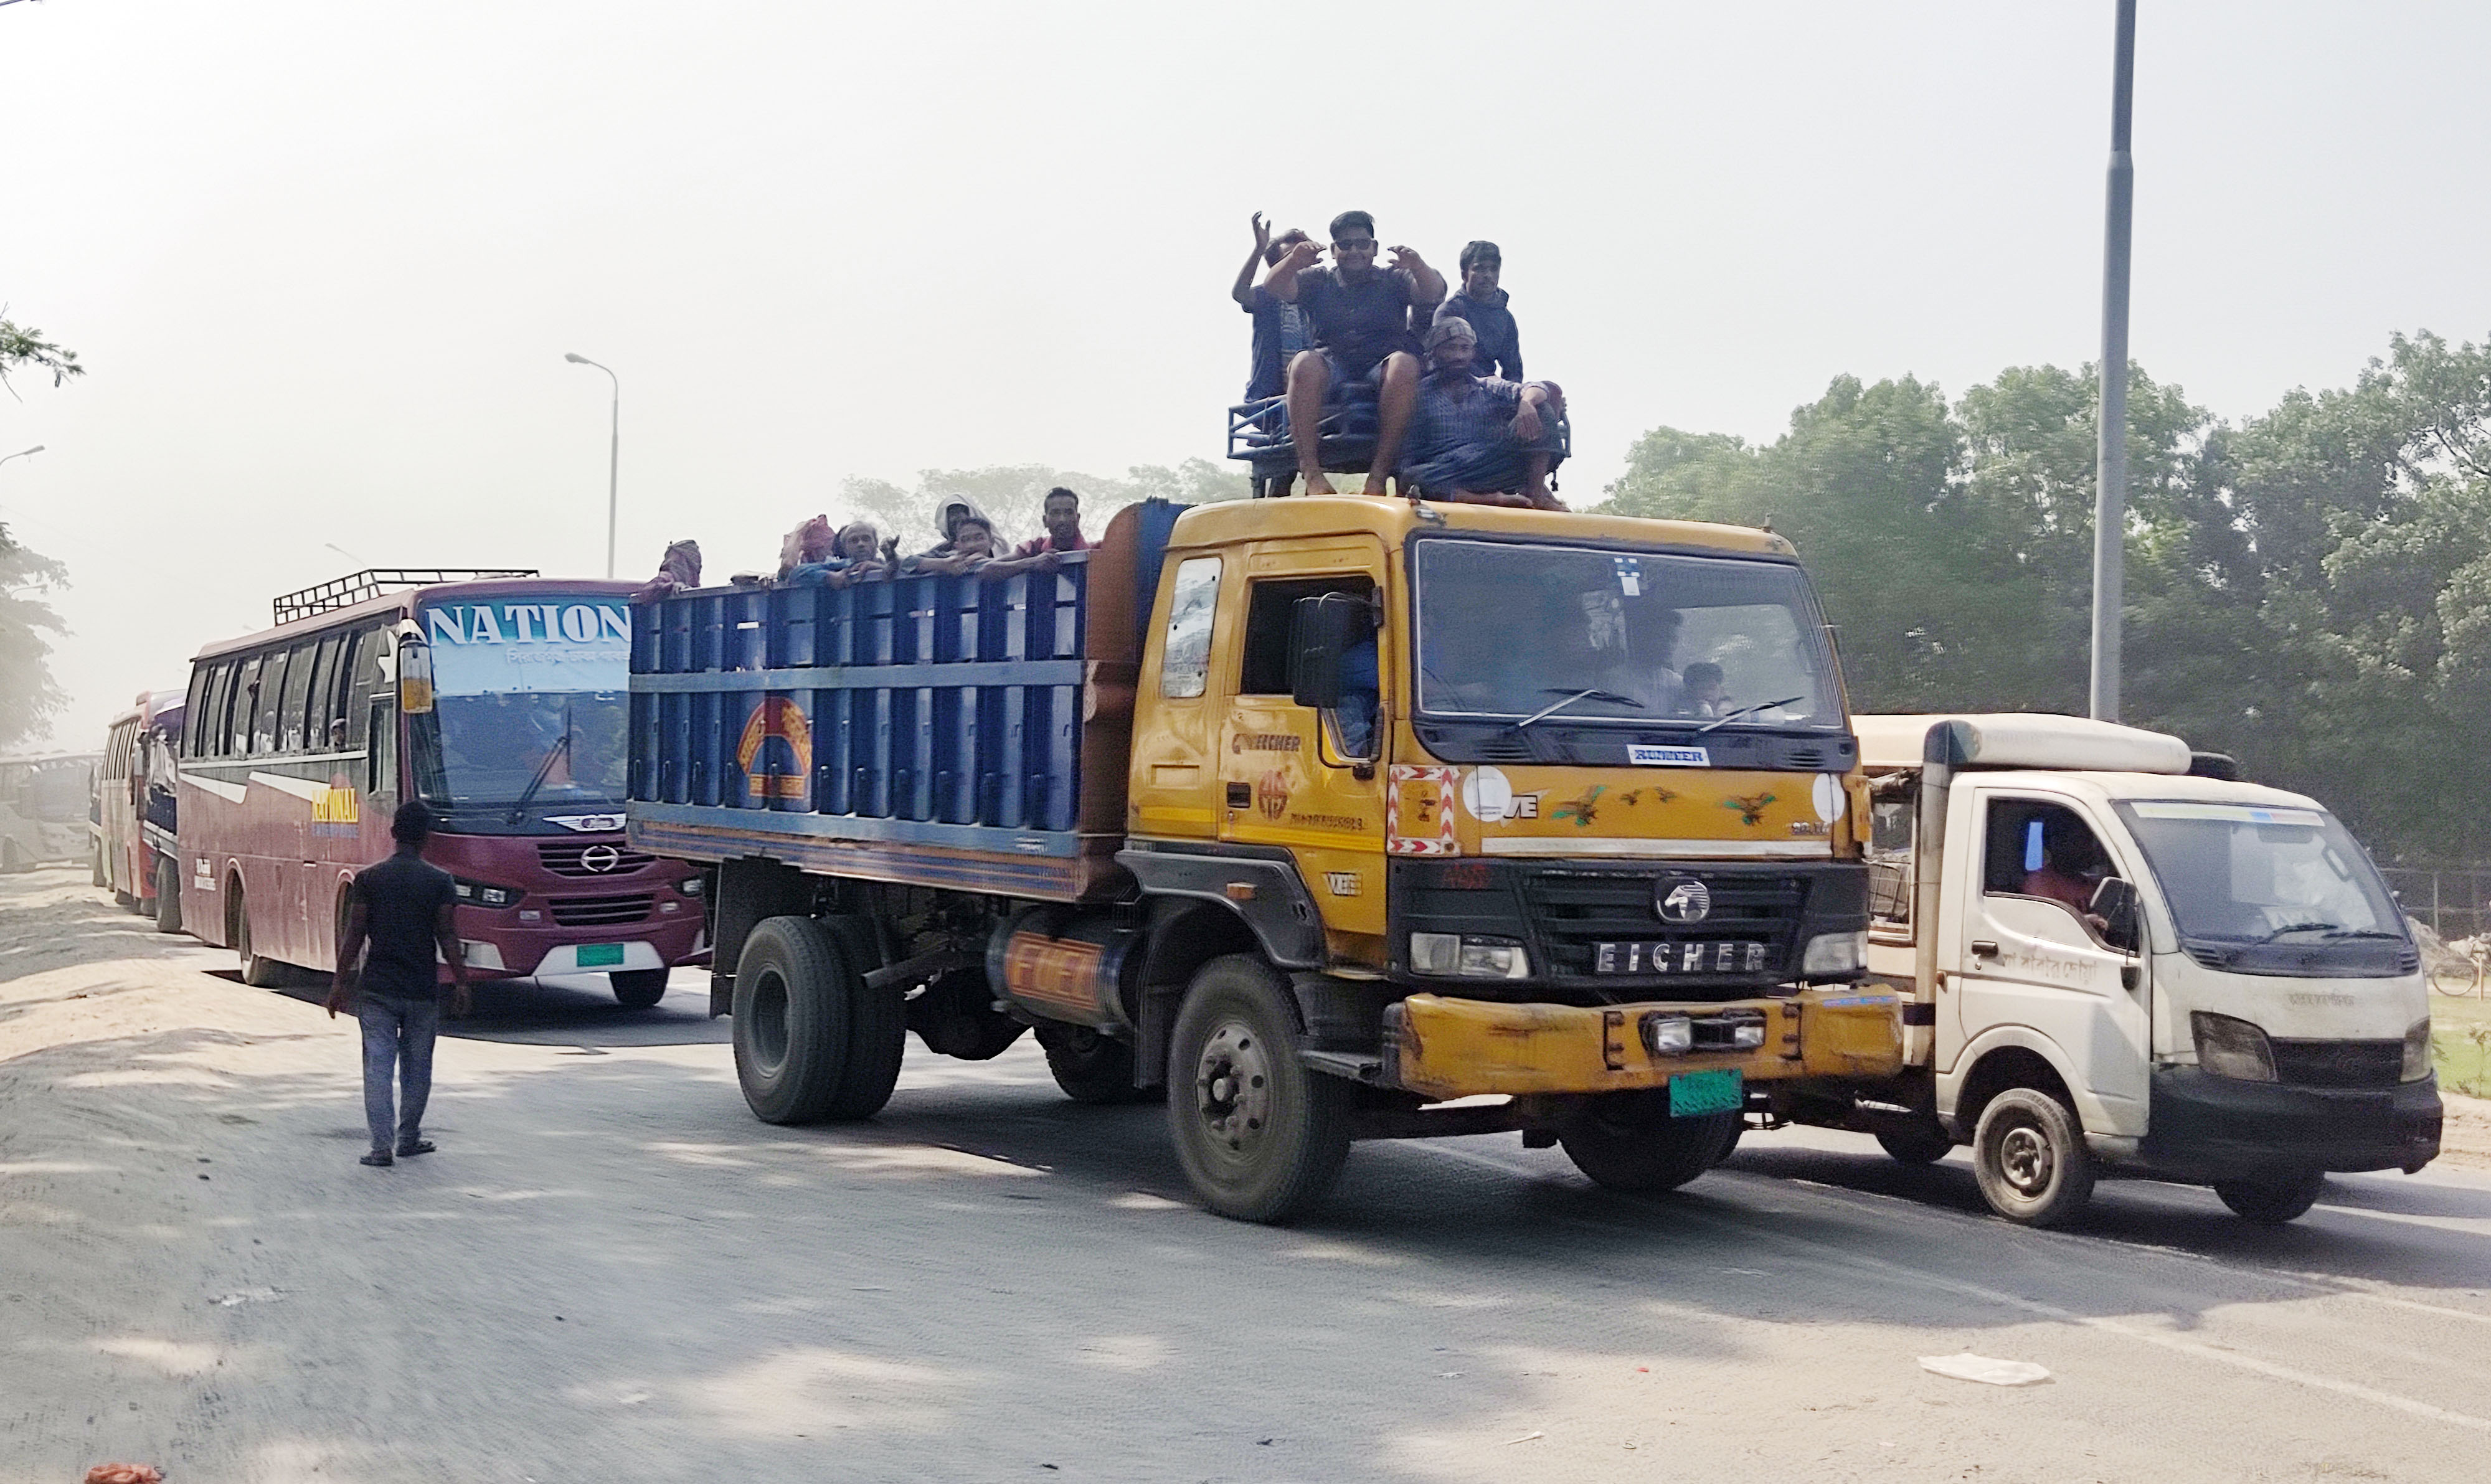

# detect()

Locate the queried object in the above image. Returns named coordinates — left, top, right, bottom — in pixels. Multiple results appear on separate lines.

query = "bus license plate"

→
left=1669, top=1069, right=1742, bottom=1118
left=577, top=943, right=626, bottom=968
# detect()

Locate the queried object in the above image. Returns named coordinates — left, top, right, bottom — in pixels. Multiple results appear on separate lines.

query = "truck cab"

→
left=1835, top=713, right=2441, bottom=1226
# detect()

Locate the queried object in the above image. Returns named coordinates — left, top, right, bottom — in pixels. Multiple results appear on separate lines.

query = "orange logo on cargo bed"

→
left=736, top=697, right=813, bottom=800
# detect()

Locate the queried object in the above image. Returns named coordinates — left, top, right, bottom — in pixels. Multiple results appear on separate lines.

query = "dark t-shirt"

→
left=1242, top=285, right=1308, bottom=401
left=1438, top=288, right=1523, bottom=381
left=351, top=850, right=456, bottom=998
left=1297, top=266, right=1418, bottom=373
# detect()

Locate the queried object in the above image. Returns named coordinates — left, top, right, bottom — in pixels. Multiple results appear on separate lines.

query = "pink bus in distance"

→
left=96, top=688, right=187, bottom=931
left=177, top=570, right=703, bottom=1006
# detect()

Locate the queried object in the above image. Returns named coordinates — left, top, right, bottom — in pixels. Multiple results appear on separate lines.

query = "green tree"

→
left=0, top=524, right=68, bottom=747
left=0, top=314, right=83, bottom=395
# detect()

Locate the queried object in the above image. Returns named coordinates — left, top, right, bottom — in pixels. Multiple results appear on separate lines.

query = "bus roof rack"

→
left=272, top=569, right=539, bottom=626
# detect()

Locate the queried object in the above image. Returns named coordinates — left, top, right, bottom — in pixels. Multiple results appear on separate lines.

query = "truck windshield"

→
left=413, top=595, right=631, bottom=823
left=2113, top=801, right=2408, bottom=965
left=1413, top=541, right=1840, bottom=727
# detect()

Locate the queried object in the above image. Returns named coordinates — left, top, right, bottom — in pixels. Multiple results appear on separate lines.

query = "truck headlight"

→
left=2191, top=1011, right=2276, bottom=1082
left=451, top=877, right=522, bottom=910
left=2403, top=1018, right=2433, bottom=1083
left=1800, top=930, right=1868, bottom=976
left=1642, top=1014, right=1693, bottom=1056
left=1409, top=932, right=1529, bottom=979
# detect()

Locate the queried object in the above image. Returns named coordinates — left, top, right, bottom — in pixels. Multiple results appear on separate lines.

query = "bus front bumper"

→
left=1376, top=987, right=1904, bottom=1100
left=450, top=912, right=706, bottom=978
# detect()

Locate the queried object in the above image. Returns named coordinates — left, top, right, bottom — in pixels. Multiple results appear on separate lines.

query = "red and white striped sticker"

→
left=1386, top=765, right=1460, bottom=856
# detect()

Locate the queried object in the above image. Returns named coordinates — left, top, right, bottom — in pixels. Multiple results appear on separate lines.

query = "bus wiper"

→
left=1515, top=686, right=1644, bottom=730
left=506, top=702, right=575, bottom=825
left=1699, top=696, right=1805, bottom=733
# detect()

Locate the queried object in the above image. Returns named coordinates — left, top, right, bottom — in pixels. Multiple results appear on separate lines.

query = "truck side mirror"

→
left=2089, top=876, right=2140, bottom=953
left=1289, top=593, right=1366, bottom=710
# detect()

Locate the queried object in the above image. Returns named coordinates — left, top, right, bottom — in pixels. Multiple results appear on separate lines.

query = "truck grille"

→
left=537, top=842, right=657, bottom=877
left=1520, top=868, right=1805, bottom=979
left=548, top=892, right=655, bottom=927
left=2269, top=1038, right=2405, bottom=1089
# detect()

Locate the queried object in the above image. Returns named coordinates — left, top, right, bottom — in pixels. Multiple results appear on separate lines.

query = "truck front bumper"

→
left=1377, top=987, right=1904, bottom=1100
left=2137, top=1067, right=2442, bottom=1179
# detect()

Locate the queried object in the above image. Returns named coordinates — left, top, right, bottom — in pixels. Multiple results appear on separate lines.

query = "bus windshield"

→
left=414, top=593, right=630, bottom=821
left=19, top=763, right=91, bottom=823
left=1413, top=541, right=1841, bottom=727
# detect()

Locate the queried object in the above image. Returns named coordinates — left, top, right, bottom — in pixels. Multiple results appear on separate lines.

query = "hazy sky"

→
left=7, top=1, right=2490, bottom=752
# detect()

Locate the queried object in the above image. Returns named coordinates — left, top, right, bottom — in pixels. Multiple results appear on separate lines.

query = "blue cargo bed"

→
left=625, top=501, right=1181, bottom=901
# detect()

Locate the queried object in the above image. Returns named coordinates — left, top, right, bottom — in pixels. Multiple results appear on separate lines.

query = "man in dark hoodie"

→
left=1435, top=240, right=1523, bottom=383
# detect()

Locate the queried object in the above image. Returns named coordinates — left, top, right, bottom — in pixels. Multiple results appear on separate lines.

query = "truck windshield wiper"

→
left=1699, top=695, right=1805, bottom=733
left=2318, top=928, right=2404, bottom=940
left=506, top=703, right=575, bottom=824
left=2257, top=921, right=2341, bottom=942
left=1515, top=686, right=1644, bottom=730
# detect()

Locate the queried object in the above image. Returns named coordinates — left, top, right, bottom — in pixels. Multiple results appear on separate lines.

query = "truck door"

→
left=1217, top=549, right=1389, bottom=956
left=1941, top=790, right=2150, bottom=1133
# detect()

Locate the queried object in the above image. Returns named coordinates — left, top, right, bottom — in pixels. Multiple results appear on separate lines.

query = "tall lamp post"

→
left=2089, top=0, right=2139, bottom=722
left=565, top=354, right=620, bottom=579
left=0, top=445, right=43, bottom=473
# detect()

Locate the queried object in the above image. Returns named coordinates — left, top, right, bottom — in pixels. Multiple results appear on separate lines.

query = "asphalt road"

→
left=5, top=865, right=2489, bottom=1483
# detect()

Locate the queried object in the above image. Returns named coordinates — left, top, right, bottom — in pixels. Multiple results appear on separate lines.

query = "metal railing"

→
left=2378, top=865, right=2491, bottom=943
left=272, top=569, right=538, bottom=625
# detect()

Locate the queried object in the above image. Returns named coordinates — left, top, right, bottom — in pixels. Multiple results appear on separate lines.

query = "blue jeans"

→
left=358, top=994, right=441, bottom=1154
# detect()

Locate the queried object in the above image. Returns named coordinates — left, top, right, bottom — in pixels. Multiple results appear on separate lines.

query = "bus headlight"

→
left=2191, top=1011, right=2277, bottom=1082
left=1409, top=932, right=1530, bottom=979
left=451, top=877, right=522, bottom=910
left=1800, top=930, right=1868, bottom=976
left=2403, top=1018, right=2433, bottom=1083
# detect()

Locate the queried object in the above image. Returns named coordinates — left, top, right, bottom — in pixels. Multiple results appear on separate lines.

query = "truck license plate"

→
left=577, top=943, right=625, bottom=968
left=1669, top=1069, right=1743, bottom=1118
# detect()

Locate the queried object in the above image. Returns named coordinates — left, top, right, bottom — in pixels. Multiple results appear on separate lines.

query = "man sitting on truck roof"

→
left=1396, top=317, right=1565, bottom=509
left=1234, top=212, right=1313, bottom=402
left=1435, top=240, right=1523, bottom=382
left=1264, top=209, right=1444, bottom=496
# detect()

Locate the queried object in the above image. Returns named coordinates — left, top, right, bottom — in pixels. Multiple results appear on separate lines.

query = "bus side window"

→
left=301, top=636, right=339, bottom=752
left=279, top=640, right=316, bottom=753
left=366, top=697, right=397, bottom=801
left=341, top=631, right=377, bottom=752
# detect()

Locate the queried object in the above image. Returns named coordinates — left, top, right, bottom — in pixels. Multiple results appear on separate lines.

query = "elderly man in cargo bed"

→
left=1396, top=316, right=1566, bottom=509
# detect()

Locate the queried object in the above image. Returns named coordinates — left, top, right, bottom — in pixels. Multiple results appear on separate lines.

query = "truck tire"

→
left=153, top=857, right=182, bottom=934
left=1167, top=954, right=1351, bottom=1222
left=820, top=914, right=904, bottom=1121
left=609, top=968, right=669, bottom=1009
left=1877, top=1124, right=1955, bottom=1166
left=1559, top=1093, right=1736, bottom=1193
left=1036, top=1023, right=1145, bottom=1104
left=235, top=896, right=289, bottom=988
left=1972, top=1088, right=2095, bottom=1227
left=731, top=916, right=851, bottom=1124
left=2214, top=1171, right=2326, bottom=1225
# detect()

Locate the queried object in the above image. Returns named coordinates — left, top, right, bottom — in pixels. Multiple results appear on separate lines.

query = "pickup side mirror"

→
left=1288, top=592, right=1368, bottom=710
left=2089, top=876, right=2141, bottom=954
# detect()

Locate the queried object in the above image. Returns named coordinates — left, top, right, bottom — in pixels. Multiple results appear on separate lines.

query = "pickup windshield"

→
left=2114, top=800, right=2410, bottom=974
left=1413, top=541, right=1840, bottom=727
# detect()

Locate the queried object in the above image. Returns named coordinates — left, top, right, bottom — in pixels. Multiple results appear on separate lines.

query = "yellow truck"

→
left=626, top=496, right=1899, bottom=1219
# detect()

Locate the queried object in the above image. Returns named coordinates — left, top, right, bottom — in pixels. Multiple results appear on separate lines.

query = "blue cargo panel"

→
left=625, top=513, right=1171, bottom=902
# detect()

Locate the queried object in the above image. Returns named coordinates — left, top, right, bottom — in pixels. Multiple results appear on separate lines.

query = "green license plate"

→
left=1669, top=1068, right=1744, bottom=1118
left=576, top=943, right=626, bottom=968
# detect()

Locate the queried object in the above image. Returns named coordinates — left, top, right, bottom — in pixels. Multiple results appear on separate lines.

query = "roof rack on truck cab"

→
left=272, top=569, right=539, bottom=625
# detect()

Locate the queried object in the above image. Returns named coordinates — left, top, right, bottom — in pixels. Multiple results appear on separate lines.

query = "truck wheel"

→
left=153, top=858, right=182, bottom=934
left=610, top=968, right=670, bottom=1009
left=820, top=914, right=904, bottom=1121
left=731, top=916, right=851, bottom=1124
left=235, top=897, right=289, bottom=988
left=115, top=889, right=139, bottom=910
left=1036, top=1023, right=1145, bottom=1104
left=1559, top=1093, right=1736, bottom=1193
left=1877, top=1124, right=1955, bottom=1165
left=2214, top=1171, right=2326, bottom=1225
left=1972, top=1088, right=2095, bottom=1227
left=1167, top=954, right=1351, bottom=1222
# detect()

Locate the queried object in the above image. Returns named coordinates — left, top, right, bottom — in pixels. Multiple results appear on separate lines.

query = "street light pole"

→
left=0, top=445, right=43, bottom=473
left=2089, top=0, right=2138, bottom=722
left=565, top=354, right=620, bottom=579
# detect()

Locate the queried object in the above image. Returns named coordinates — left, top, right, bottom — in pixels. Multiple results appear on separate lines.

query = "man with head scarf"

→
left=928, top=496, right=1001, bottom=557
left=1395, top=317, right=1566, bottom=509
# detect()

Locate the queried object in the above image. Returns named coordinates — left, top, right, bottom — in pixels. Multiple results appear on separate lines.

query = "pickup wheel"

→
left=1876, top=1124, right=1955, bottom=1166
left=1972, top=1088, right=2095, bottom=1227
left=1036, top=1023, right=1146, bottom=1104
left=820, top=914, right=904, bottom=1120
left=609, top=969, right=670, bottom=1009
left=731, top=916, right=851, bottom=1124
left=1167, top=954, right=1351, bottom=1222
left=1560, top=1094, right=1736, bottom=1193
left=153, top=857, right=182, bottom=934
left=2214, top=1171, right=2326, bottom=1225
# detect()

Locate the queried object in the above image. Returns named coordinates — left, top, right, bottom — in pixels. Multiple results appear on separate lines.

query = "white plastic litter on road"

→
left=1919, top=1352, right=2053, bottom=1386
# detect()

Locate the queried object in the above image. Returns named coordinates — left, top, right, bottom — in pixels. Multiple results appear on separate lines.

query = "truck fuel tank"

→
left=987, top=906, right=1140, bottom=1032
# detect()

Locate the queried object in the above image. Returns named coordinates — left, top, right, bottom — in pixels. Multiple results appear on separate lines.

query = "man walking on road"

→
left=324, top=801, right=469, bottom=1168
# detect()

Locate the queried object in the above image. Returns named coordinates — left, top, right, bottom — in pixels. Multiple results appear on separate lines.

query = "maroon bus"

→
left=177, top=570, right=704, bottom=1006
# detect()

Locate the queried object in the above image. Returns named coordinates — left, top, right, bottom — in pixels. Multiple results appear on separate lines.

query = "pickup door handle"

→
left=1969, top=939, right=2000, bottom=958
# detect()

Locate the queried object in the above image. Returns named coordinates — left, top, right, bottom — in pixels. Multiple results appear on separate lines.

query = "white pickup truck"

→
left=1761, top=713, right=2441, bottom=1227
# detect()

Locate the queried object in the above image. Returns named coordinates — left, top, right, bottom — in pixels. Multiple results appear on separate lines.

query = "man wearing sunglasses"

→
left=1264, top=210, right=1445, bottom=496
